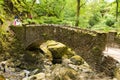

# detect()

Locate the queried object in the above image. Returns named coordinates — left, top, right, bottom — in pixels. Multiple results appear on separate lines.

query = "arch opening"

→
left=26, top=40, right=86, bottom=65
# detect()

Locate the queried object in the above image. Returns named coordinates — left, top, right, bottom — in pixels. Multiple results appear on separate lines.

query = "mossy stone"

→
left=63, top=48, right=76, bottom=59
left=48, top=41, right=67, bottom=59
left=51, top=64, right=78, bottom=80
left=114, top=66, right=120, bottom=80
left=70, top=55, right=84, bottom=65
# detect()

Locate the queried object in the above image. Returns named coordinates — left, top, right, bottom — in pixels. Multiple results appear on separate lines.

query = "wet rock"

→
left=70, top=55, right=84, bottom=65
left=29, top=69, right=40, bottom=76
left=78, top=62, right=92, bottom=72
left=62, top=58, right=72, bottom=67
left=23, top=70, right=30, bottom=78
left=23, top=73, right=45, bottom=80
left=20, top=70, right=30, bottom=80
left=0, top=59, right=15, bottom=72
left=0, top=61, right=6, bottom=72
left=51, top=64, right=78, bottom=80
left=44, top=59, right=52, bottom=66
left=113, top=78, right=118, bottom=80
left=20, top=71, right=26, bottom=78
left=0, top=57, right=114, bottom=80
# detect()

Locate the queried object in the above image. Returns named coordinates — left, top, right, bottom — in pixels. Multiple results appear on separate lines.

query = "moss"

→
left=114, top=66, right=120, bottom=80
left=0, top=75, right=5, bottom=80
left=40, top=41, right=53, bottom=61
left=92, top=47, right=102, bottom=54
left=70, top=55, right=84, bottom=65
left=63, top=48, right=76, bottom=59
left=47, top=40, right=67, bottom=59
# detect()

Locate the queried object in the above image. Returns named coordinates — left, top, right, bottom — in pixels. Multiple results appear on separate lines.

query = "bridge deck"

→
left=103, top=47, right=120, bottom=62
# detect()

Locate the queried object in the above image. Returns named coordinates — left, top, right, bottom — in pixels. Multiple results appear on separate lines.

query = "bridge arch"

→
left=26, top=40, right=83, bottom=64
left=10, top=24, right=107, bottom=74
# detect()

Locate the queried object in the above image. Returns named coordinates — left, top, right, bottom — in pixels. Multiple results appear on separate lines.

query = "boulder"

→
left=51, top=64, right=78, bottom=80
left=40, top=40, right=67, bottom=64
left=0, top=59, right=15, bottom=72
left=70, top=55, right=84, bottom=65
left=22, top=73, right=45, bottom=80
left=40, top=40, right=76, bottom=64
left=40, top=41, right=53, bottom=61
left=47, top=40, right=67, bottom=59
left=63, top=48, right=76, bottom=59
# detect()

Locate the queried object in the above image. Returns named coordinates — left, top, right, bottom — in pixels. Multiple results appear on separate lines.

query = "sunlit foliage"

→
left=0, top=0, right=119, bottom=31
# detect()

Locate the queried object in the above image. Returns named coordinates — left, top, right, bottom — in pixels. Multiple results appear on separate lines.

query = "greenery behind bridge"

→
left=0, top=0, right=120, bottom=32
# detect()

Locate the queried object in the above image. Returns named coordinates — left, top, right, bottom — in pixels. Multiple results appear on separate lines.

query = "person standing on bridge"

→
left=13, top=15, right=22, bottom=26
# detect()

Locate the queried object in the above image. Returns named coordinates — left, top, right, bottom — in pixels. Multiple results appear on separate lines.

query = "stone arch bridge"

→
left=10, top=24, right=118, bottom=76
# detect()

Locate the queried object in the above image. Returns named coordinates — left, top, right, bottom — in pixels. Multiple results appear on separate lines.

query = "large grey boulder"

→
left=51, top=64, right=78, bottom=80
left=40, top=40, right=76, bottom=64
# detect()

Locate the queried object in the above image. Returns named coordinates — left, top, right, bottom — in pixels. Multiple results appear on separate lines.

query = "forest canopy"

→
left=0, top=0, right=120, bottom=32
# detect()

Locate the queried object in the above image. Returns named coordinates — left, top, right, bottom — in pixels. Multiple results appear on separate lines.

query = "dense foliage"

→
left=0, top=0, right=120, bottom=32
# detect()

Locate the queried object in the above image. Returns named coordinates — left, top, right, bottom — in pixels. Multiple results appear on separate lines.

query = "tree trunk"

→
left=116, top=0, right=119, bottom=21
left=75, top=0, right=81, bottom=26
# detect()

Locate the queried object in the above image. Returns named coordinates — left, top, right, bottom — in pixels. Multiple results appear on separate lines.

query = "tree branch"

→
left=80, top=2, right=86, bottom=8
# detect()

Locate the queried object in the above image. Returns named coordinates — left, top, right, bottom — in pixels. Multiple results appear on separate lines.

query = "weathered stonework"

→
left=10, top=24, right=112, bottom=75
